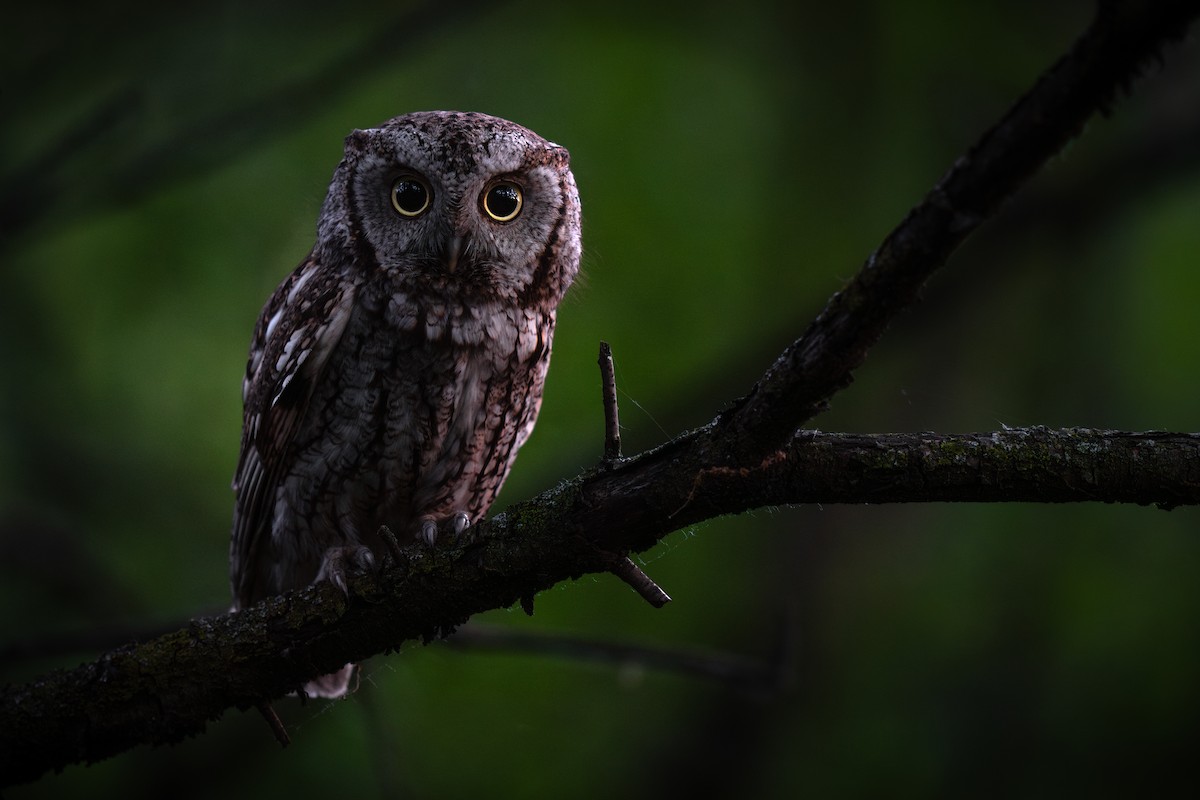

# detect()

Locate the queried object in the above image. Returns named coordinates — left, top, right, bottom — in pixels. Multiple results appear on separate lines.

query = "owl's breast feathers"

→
left=230, top=255, right=554, bottom=605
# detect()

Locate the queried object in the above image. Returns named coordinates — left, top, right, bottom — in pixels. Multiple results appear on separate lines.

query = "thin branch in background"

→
left=0, top=88, right=141, bottom=250
left=445, top=623, right=782, bottom=693
left=0, top=0, right=489, bottom=250
left=106, top=0, right=490, bottom=208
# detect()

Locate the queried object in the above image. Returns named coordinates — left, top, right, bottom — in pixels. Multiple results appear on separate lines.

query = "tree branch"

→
left=547, top=0, right=1198, bottom=559
left=721, top=0, right=1198, bottom=450
left=707, top=428, right=1200, bottom=509
left=3, top=0, right=1197, bottom=788
left=3, top=427, right=1197, bottom=785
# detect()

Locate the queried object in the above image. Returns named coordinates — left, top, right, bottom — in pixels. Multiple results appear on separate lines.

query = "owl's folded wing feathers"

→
left=230, top=254, right=357, bottom=607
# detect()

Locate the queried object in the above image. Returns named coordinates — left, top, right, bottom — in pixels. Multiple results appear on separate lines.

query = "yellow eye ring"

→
left=391, top=175, right=431, bottom=217
left=482, top=181, right=523, bottom=222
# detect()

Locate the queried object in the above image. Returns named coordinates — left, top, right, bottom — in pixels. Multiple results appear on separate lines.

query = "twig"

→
left=609, top=556, right=671, bottom=608
left=598, top=341, right=622, bottom=463
left=378, top=525, right=404, bottom=565
left=594, top=342, right=667, bottom=605
left=255, top=703, right=290, bottom=748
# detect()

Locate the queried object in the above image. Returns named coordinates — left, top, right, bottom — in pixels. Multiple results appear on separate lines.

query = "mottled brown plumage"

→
left=230, top=112, right=581, bottom=697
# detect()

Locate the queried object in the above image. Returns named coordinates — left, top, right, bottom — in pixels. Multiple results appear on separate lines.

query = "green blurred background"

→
left=3, top=0, right=1199, bottom=796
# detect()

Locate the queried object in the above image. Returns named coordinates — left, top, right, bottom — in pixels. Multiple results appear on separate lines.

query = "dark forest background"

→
left=2, top=0, right=1199, bottom=796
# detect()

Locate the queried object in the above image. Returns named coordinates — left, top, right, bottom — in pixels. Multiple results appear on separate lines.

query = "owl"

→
left=230, top=111, right=582, bottom=698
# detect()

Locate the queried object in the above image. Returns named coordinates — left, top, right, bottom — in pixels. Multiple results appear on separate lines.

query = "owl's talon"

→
left=316, top=545, right=377, bottom=596
left=418, top=512, right=471, bottom=547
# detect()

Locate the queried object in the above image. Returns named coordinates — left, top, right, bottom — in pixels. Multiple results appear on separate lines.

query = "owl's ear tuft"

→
left=345, top=129, right=373, bottom=152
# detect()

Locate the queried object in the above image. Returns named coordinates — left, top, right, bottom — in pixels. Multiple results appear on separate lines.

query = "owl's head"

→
left=317, top=111, right=581, bottom=309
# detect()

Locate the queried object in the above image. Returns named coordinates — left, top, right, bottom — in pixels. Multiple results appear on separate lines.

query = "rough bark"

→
left=3, top=428, right=1197, bottom=785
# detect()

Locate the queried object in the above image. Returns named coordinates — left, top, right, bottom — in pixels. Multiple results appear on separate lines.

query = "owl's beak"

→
left=445, top=234, right=466, bottom=274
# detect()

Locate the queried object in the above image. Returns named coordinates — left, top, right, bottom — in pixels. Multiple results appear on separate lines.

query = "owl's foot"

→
left=315, top=544, right=377, bottom=596
left=419, top=511, right=471, bottom=547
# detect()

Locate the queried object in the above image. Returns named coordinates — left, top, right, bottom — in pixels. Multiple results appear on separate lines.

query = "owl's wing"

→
left=230, top=253, right=357, bottom=607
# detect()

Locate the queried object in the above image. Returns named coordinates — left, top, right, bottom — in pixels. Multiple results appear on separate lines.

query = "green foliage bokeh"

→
left=3, top=1, right=1199, bottom=797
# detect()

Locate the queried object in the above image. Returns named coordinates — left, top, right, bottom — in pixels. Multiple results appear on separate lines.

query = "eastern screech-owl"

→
left=230, top=111, right=581, bottom=698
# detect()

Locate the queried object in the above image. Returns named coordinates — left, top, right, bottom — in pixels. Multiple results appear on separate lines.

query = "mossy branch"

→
left=4, top=427, right=1198, bottom=784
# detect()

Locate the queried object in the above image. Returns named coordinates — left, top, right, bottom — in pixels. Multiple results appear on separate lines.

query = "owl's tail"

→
left=304, top=664, right=357, bottom=699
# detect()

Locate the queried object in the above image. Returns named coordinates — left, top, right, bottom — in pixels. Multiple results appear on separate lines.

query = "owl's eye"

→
left=391, top=176, right=431, bottom=217
left=482, top=181, right=523, bottom=222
